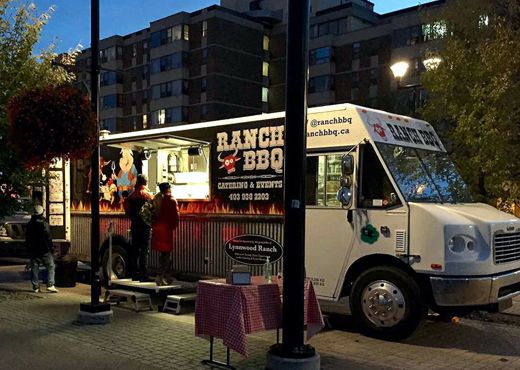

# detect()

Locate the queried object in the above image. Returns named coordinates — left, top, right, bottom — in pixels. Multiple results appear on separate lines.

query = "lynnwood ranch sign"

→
left=224, top=234, right=283, bottom=266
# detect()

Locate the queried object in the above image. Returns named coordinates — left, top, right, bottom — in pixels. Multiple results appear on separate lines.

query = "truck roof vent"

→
left=395, top=230, right=407, bottom=253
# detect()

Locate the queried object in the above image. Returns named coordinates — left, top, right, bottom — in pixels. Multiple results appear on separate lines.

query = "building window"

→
left=318, top=22, right=329, bottom=37
left=142, top=114, right=148, bottom=129
left=170, top=106, right=188, bottom=123
left=201, top=77, right=207, bottom=93
left=309, top=25, right=317, bottom=39
left=202, top=48, right=208, bottom=60
left=151, top=109, right=166, bottom=125
left=369, top=68, right=378, bottom=85
left=351, top=72, right=359, bottom=89
left=262, top=61, right=269, bottom=77
left=352, top=42, right=360, bottom=60
left=151, top=80, right=188, bottom=100
left=132, top=44, right=137, bottom=57
left=151, top=107, right=187, bottom=126
left=263, top=35, right=270, bottom=51
left=201, top=104, right=208, bottom=120
left=100, top=94, right=120, bottom=110
left=100, top=118, right=117, bottom=132
left=309, top=75, right=333, bottom=93
left=100, top=71, right=121, bottom=86
left=202, top=21, right=208, bottom=37
left=262, top=87, right=268, bottom=103
left=338, top=18, right=348, bottom=34
left=393, top=25, right=423, bottom=48
left=309, top=47, right=333, bottom=65
left=150, top=52, right=186, bottom=74
left=100, top=47, right=116, bottom=63
left=150, top=24, right=189, bottom=48
left=329, top=20, right=338, bottom=35
left=310, top=17, right=348, bottom=39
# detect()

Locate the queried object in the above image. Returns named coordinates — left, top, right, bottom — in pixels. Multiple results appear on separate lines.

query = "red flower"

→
left=7, top=85, right=97, bottom=168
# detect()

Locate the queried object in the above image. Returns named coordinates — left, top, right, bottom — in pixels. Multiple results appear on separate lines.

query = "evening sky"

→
left=30, top=0, right=437, bottom=53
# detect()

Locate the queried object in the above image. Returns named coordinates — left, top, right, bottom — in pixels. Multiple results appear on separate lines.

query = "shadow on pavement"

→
left=402, top=319, right=520, bottom=357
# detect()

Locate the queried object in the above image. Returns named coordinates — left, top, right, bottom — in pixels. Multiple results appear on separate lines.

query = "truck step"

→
left=105, top=289, right=152, bottom=312
left=163, top=293, right=197, bottom=315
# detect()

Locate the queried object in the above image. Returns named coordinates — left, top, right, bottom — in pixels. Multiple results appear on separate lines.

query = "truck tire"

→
left=350, top=266, right=425, bottom=340
left=100, top=245, right=129, bottom=285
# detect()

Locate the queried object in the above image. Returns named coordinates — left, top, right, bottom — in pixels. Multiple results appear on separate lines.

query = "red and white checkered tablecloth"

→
left=195, top=276, right=324, bottom=357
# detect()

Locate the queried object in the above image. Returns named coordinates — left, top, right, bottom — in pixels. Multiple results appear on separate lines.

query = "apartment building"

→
left=74, top=0, right=445, bottom=134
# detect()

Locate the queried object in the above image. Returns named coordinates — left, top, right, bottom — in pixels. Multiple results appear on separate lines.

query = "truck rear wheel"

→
left=350, top=266, right=425, bottom=340
left=100, top=245, right=128, bottom=285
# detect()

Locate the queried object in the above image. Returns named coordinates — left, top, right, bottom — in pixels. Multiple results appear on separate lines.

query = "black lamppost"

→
left=390, top=58, right=441, bottom=116
left=78, top=0, right=112, bottom=324
left=390, top=61, right=420, bottom=116
left=266, top=0, right=320, bottom=368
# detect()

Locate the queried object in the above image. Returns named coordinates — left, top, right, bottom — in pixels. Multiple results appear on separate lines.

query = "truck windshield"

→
left=376, top=143, right=472, bottom=203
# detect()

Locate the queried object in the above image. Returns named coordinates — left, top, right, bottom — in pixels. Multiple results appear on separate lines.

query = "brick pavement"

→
left=2, top=265, right=520, bottom=369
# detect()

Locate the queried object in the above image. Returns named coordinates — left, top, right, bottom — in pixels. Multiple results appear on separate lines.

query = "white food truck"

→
left=71, top=103, right=520, bottom=339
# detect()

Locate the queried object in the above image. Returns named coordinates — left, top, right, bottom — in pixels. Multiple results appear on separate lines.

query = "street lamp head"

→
left=390, top=61, right=410, bottom=79
left=423, top=57, right=442, bottom=71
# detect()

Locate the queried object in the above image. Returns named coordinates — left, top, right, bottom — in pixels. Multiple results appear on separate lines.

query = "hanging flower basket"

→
left=7, top=85, right=97, bottom=168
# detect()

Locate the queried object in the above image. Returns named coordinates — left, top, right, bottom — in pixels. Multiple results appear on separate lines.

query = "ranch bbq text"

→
left=216, top=125, right=284, bottom=174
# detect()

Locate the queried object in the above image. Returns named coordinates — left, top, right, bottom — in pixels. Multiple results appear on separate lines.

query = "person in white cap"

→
left=25, top=205, right=58, bottom=293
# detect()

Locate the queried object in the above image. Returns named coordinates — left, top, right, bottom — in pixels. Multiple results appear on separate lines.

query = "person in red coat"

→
left=152, top=182, right=179, bottom=285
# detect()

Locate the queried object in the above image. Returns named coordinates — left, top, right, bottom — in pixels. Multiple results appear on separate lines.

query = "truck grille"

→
left=494, top=232, right=520, bottom=264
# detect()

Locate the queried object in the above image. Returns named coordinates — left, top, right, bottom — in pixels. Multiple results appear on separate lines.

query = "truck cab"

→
left=305, top=105, right=520, bottom=339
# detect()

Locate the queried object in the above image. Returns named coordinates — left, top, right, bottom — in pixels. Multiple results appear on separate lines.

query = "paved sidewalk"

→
left=3, top=265, right=520, bottom=369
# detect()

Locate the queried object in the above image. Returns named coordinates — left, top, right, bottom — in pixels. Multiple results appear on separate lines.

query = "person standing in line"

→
left=151, top=183, right=179, bottom=286
left=123, top=174, right=152, bottom=281
left=25, top=205, right=59, bottom=293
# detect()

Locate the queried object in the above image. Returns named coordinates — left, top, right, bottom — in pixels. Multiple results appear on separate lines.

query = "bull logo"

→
left=367, top=117, right=387, bottom=141
left=218, top=148, right=241, bottom=174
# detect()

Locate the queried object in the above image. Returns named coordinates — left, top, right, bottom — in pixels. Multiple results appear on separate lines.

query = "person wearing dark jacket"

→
left=25, top=205, right=58, bottom=293
left=123, top=174, right=152, bottom=280
left=151, top=183, right=179, bottom=286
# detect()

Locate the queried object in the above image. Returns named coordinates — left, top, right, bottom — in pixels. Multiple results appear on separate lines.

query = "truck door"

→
left=305, top=152, right=356, bottom=298
left=349, top=144, right=408, bottom=265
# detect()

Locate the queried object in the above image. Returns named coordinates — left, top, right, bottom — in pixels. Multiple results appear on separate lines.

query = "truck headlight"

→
left=448, top=235, right=477, bottom=254
left=0, top=225, right=7, bottom=237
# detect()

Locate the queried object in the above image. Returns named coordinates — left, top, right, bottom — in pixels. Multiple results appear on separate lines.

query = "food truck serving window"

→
left=156, top=146, right=210, bottom=200
left=376, top=143, right=472, bottom=203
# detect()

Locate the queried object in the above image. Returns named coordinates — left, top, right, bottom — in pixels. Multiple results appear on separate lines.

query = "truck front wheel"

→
left=350, top=266, right=425, bottom=340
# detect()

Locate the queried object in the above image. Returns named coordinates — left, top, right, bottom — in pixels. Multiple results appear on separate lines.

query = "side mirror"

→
left=337, top=187, right=352, bottom=207
left=340, top=176, right=352, bottom=188
left=341, top=154, right=354, bottom=176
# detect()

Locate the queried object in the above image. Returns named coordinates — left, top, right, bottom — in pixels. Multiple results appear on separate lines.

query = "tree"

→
left=0, top=1, right=77, bottom=216
left=421, top=0, right=520, bottom=205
